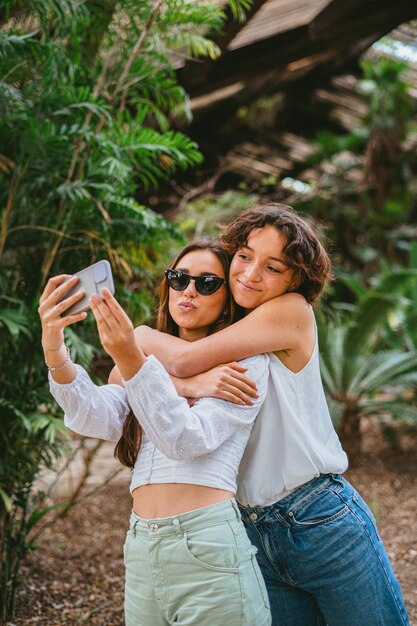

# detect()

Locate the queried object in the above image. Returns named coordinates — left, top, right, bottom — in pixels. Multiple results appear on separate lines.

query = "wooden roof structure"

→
left=179, top=0, right=417, bottom=99
left=174, top=1, right=417, bottom=184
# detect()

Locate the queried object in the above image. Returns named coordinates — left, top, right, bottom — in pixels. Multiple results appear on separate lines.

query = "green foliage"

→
left=358, top=58, right=413, bottom=134
left=309, top=129, right=366, bottom=164
left=0, top=0, right=241, bottom=618
left=0, top=373, right=70, bottom=618
left=175, top=190, right=259, bottom=239
left=298, top=57, right=416, bottom=283
left=228, top=0, right=253, bottom=23
left=379, top=242, right=417, bottom=354
left=318, top=266, right=417, bottom=456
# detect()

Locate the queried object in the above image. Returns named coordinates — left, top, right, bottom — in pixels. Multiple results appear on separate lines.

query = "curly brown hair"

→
left=220, top=203, right=333, bottom=303
left=114, top=240, right=236, bottom=469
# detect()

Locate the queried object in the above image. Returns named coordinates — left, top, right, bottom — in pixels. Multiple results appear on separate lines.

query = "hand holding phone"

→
left=57, top=260, right=115, bottom=317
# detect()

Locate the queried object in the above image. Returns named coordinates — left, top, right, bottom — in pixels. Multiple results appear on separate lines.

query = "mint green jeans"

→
left=124, top=498, right=271, bottom=626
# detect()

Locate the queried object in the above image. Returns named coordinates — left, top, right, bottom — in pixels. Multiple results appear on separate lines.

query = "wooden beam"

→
left=212, top=0, right=269, bottom=53
left=186, top=34, right=372, bottom=139
left=309, top=0, right=371, bottom=39
left=177, top=0, right=417, bottom=98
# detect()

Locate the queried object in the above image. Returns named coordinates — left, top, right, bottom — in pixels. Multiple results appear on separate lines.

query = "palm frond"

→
left=31, top=0, right=85, bottom=21
left=345, top=269, right=417, bottom=357
left=347, top=349, right=398, bottom=394
left=337, top=271, right=368, bottom=298
left=0, top=30, right=40, bottom=60
left=326, top=398, right=345, bottom=428
left=0, top=296, right=32, bottom=338
left=356, top=350, right=417, bottom=395
left=318, top=319, right=348, bottom=392
left=161, top=1, right=225, bottom=30
left=107, top=194, right=177, bottom=239
left=383, top=307, right=417, bottom=351
left=228, top=0, right=253, bottom=23
left=360, top=399, right=417, bottom=425
left=53, top=100, right=112, bottom=125
left=0, top=81, right=24, bottom=118
left=165, top=32, right=221, bottom=60
left=319, top=357, right=338, bottom=397
left=0, top=397, right=29, bottom=427
left=64, top=327, right=96, bottom=369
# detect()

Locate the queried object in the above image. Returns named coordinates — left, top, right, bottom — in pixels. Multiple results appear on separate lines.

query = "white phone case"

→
left=58, top=260, right=115, bottom=317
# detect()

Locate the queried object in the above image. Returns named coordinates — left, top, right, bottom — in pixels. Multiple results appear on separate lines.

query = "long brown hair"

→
left=114, top=240, right=235, bottom=469
left=220, top=203, right=333, bottom=304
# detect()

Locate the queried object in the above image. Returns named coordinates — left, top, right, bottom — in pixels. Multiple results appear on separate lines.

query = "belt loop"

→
left=231, top=499, right=242, bottom=521
left=172, top=517, right=182, bottom=535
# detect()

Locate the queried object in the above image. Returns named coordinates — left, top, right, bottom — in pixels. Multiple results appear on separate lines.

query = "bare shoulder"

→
left=251, top=292, right=312, bottom=326
left=133, top=324, right=155, bottom=347
left=243, top=292, right=313, bottom=355
left=134, top=324, right=151, bottom=338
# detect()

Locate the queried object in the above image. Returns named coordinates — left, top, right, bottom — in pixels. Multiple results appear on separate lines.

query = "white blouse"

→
left=237, top=317, right=348, bottom=507
left=49, top=354, right=268, bottom=494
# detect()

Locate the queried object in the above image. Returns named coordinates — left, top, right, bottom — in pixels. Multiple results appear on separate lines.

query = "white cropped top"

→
left=49, top=354, right=268, bottom=495
left=237, top=317, right=349, bottom=508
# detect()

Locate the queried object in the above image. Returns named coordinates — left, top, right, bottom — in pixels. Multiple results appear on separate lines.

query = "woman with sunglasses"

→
left=130, top=205, right=409, bottom=626
left=39, top=240, right=271, bottom=626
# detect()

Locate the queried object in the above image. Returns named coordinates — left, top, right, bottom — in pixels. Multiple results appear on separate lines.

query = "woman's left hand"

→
left=89, top=288, right=145, bottom=379
left=173, top=363, right=258, bottom=406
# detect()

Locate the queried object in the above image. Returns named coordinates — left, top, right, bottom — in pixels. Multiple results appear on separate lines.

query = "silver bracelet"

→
left=44, top=346, right=71, bottom=371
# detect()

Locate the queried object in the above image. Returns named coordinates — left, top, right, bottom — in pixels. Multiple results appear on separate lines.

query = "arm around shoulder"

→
left=132, top=295, right=311, bottom=377
left=134, top=325, right=193, bottom=377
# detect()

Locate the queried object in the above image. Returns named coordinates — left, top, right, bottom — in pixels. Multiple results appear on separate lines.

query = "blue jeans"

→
left=239, top=474, right=409, bottom=626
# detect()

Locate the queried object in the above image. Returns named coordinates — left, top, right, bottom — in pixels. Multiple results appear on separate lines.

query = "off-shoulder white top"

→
left=49, top=354, right=268, bottom=494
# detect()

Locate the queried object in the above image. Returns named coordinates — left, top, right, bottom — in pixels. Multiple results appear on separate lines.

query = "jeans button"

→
left=149, top=523, right=159, bottom=532
left=250, top=513, right=258, bottom=521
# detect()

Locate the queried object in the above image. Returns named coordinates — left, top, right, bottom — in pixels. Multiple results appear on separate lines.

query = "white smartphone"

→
left=58, top=260, right=115, bottom=317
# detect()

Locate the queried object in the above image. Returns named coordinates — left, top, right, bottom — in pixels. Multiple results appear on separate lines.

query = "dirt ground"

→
left=8, top=426, right=417, bottom=626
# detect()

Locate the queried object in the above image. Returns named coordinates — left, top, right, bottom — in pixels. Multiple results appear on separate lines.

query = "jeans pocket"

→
left=289, top=485, right=351, bottom=528
left=290, top=504, right=350, bottom=527
left=182, top=525, right=240, bottom=573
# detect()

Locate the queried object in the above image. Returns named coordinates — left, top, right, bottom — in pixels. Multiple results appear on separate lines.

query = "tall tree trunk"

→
left=363, top=128, right=402, bottom=209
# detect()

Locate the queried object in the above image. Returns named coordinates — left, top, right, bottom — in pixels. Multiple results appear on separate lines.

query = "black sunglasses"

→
left=165, top=269, right=226, bottom=296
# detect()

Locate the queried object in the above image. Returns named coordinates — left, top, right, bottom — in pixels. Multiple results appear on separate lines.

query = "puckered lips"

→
left=178, top=300, right=197, bottom=311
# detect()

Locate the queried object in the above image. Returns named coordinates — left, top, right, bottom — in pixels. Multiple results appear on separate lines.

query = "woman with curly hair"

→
left=134, top=203, right=409, bottom=626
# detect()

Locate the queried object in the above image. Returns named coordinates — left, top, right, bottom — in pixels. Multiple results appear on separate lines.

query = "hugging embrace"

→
left=39, top=203, right=409, bottom=626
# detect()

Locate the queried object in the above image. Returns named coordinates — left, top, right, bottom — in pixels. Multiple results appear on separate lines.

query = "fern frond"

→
left=31, top=0, right=85, bottom=21
left=0, top=31, right=40, bottom=60
left=161, top=1, right=225, bottom=31
left=166, top=32, right=221, bottom=60
left=228, top=0, right=253, bottom=23
left=53, top=100, right=112, bottom=125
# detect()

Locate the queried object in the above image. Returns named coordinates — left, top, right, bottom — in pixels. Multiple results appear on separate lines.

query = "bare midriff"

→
left=132, top=483, right=234, bottom=519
